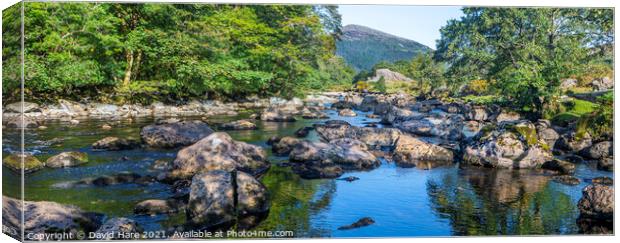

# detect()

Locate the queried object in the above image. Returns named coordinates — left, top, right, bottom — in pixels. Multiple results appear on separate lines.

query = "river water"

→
left=1, top=107, right=613, bottom=237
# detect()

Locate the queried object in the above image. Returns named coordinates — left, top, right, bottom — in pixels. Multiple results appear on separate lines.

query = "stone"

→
left=592, top=176, right=613, bottom=186
left=134, top=199, right=181, bottom=215
left=592, top=77, right=613, bottom=91
left=94, top=218, right=141, bottom=240
left=578, top=184, right=613, bottom=220
left=541, top=159, right=575, bottom=174
left=558, top=132, right=592, bottom=153
left=141, top=121, right=214, bottom=148
left=46, top=151, right=88, bottom=168
left=272, top=136, right=302, bottom=155
left=2, top=154, right=44, bottom=173
left=219, top=119, right=257, bottom=130
left=295, top=126, right=313, bottom=138
left=169, top=132, right=269, bottom=180
left=324, top=138, right=380, bottom=170
left=259, top=106, right=297, bottom=122
left=338, top=108, right=357, bottom=117
left=495, top=110, right=521, bottom=123
left=101, top=124, right=112, bottom=130
left=552, top=175, right=580, bottom=185
left=4, top=101, right=40, bottom=113
left=580, top=141, right=612, bottom=159
left=393, top=135, right=454, bottom=168
left=5, top=116, right=38, bottom=128
left=597, top=157, right=613, bottom=172
left=2, top=196, right=102, bottom=239
left=92, top=137, right=140, bottom=151
left=337, top=217, right=375, bottom=230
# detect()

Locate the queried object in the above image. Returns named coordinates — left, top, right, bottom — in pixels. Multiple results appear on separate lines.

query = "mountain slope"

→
left=336, top=24, right=432, bottom=71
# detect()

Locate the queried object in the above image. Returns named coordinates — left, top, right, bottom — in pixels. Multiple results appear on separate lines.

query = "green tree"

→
left=434, top=8, right=613, bottom=117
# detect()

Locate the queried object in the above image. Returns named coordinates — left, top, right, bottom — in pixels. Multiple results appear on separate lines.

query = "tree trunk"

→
left=123, top=49, right=134, bottom=87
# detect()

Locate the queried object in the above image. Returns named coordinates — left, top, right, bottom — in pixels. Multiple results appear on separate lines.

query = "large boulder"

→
left=541, top=159, right=575, bottom=174
left=463, top=121, right=552, bottom=169
left=4, top=116, right=38, bottom=129
left=394, top=114, right=463, bottom=141
left=92, top=137, right=140, bottom=151
left=93, top=218, right=142, bottom=240
left=4, top=101, right=40, bottom=113
left=578, top=184, right=613, bottom=220
left=289, top=141, right=331, bottom=163
left=2, top=196, right=102, bottom=239
left=187, top=170, right=269, bottom=229
left=46, top=151, right=88, bottom=168
left=141, top=121, right=214, bottom=148
left=368, top=68, right=413, bottom=82
left=592, top=77, right=613, bottom=91
left=465, top=106, right=490, bottom=121
left=580, top=141, right=613, bottom=159
left=381, top=106, right=418, bottom=124
left=558, top=132, right=592, bottom=153
left=323, top=138, right=380, bottom=170
left=393, top=135, right=454, bottom=168
left=3, top=154, right=44, bottom=173
left=315, top=121, right=401, bottom=149
left=169, top=132, right=269, bottom=180
left=597, top=157, right=614, bottom=172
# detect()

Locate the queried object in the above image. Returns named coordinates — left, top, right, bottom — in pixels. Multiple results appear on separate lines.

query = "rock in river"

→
left=393, top=135, right=454, bottom=168
left=141, top=120, right=214, bottom=148
left=4, top=101, right=40, bottom=113
left=272, top=136, right=302, bottom=155
left=2, top=196, right=102, bottom=239
left=2, top=154, right=44, bottom=173
left=338, top=217, right=375, bottom=230
left=169, top=132, right=270, bottom=180
left=134, top=199, right=183, bottom=215
left=580, top=141, right=613, bottom=160
left=219, top=119, right=257, bottom=130
left=338, top=108, right=357, bottom=117
left=578, top=184, right=613, bottom=220
left=541, top=159, right=575, bottom=175
left=46, top=151, right=88, bottom=168
left=94, top=217, right=142, bottom=240
left=92, top=136, right=140, bottom=151
left=187, top=170, right=269, bottom=230
left=552, top=175, right=580, bottom=185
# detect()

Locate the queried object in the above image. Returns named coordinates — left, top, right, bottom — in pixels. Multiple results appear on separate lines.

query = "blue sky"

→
left=338, top=5, right=464, bottom=49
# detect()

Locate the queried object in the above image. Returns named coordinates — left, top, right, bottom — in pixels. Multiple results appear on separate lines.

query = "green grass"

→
left=567, top=86, right=593, bottom=94
left=460, top=95, right=501, bottom=105
left=551, top=98, right=598, bottom=126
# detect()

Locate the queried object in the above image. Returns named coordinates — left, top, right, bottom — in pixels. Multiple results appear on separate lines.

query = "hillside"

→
left=336, top=24, right=432, bottom=71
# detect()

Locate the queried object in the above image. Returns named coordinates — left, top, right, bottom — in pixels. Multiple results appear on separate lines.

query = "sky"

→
left=338, top=5, right=464, bottom=49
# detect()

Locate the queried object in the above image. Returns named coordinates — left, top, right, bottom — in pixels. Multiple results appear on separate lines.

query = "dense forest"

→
left=2, top=3, right=355, bottom=103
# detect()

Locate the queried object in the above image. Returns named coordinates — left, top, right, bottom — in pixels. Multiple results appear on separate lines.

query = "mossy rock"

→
left=46, top=151, right=89, bottom=168
left=2, top=154, right=44, bottom=173
left=512, top=123, right=538, bottom=147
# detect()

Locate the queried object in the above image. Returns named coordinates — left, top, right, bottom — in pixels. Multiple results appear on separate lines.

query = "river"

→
left=1, top=107, right=613, bottom=237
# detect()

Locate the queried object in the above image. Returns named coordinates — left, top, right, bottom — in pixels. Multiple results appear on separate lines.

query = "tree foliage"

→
left=2, top=2, right=353, bottom=103
left=434, top=7, right=613, bottom=116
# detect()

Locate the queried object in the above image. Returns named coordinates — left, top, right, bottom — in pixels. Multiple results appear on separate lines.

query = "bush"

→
left=463, top=79, right=491, bottom=95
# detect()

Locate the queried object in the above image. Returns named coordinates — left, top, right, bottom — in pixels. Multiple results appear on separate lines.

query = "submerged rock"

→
left=92, top=136, right=140, bottom=151
left=337, top=217, right=375, bottom=230
left=169, top=132, right=269, bottom=180
left=338, top=108, right=357, bottom=117
left=219, top=119, right=257, bottom=130
left=2, top=196, right=102, bottom=239
left=141, top=121, right=214, bottom=148
left=46, top=151, right=88, bottom=168
left=393, top=135, right=454, bottom=168
left=337, top=176, right=360, bottom=182
left=2, top=154, right=44, bottom=173
left=552, top=175, right=580, bottom=185
left=292, top=164, right=343, bottom=179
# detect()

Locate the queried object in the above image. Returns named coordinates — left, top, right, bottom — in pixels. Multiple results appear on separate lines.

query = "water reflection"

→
left=427, top=167, right=579, bottom=235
